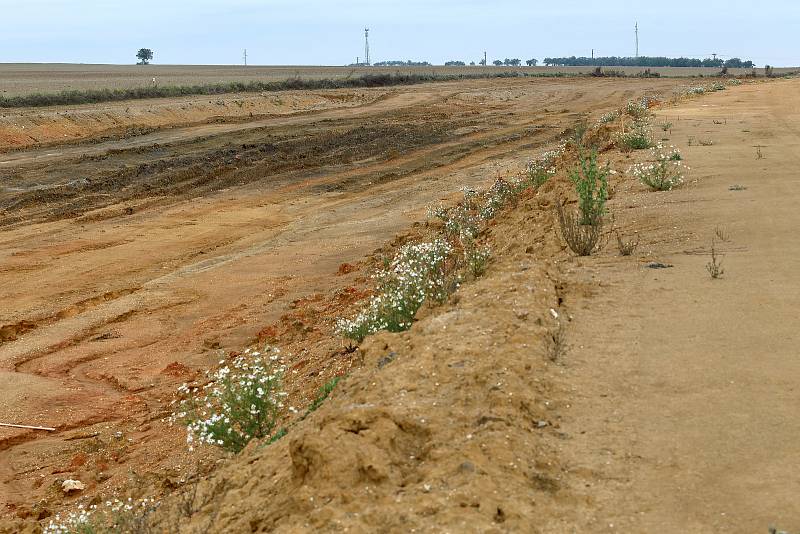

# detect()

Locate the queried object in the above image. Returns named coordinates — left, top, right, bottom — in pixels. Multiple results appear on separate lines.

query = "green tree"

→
left=492, top=60, right=503, bottom=66
left=526, top=58, right=538, bottom=66
left=136, top=48, right=154, bottom=65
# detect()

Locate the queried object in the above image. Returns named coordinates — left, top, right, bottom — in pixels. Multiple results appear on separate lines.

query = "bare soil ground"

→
left=139, top=78, right=799, bottom=534
left=2, top=75, right=798, bottom=533
left=0, top=76, right=684, bottom=521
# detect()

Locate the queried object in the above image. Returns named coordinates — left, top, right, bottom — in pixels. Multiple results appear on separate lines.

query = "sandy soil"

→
left=550, top=78, right=800, bottom=532
left=135, top=78, right=800, bottom=533
left=2, top=75, right=797, bottom=533
left=0, top=76, right=686, bottom=520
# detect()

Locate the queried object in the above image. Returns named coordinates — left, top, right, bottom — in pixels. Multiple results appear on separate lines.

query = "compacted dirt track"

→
left=553, top=78, right=800, bottom=532
left=0, top=76, right=687, bottom=518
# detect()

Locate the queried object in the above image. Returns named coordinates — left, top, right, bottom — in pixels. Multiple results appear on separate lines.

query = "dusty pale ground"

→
left=552, top=78, right=800, bottom=532
left=2, top=75, right=798, bottom=532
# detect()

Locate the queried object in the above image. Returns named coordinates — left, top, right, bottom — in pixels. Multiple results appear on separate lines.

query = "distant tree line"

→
left=372, top=60, right=432, bottom=67
left=542, top=56, right=755, bottom=68
left=443, top=58, right=538, bottom=67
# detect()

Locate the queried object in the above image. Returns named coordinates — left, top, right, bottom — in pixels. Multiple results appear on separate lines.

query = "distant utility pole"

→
left=243, top=49, right=248, bottom=66
left=635, top=22, right=639, bottom=58
left=484, top=51, right=487, bottom=66
left=364, top=28, right=370, bottom=66
left=592, top=48, right=594, bottom=59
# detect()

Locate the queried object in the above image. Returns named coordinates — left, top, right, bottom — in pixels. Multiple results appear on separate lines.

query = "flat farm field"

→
left=0, top=63, right=789, bottom=96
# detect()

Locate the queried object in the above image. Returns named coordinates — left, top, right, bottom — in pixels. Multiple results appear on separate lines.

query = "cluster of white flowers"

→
left=44, top=506, right=94, bottom=534
left=336, top=239, right=453, bottom=342
left=464, top=244, right=492, bottom=277
left=625, top=99, right=649, bottom=118
left=727, top=78, right=743, bottom=86
left=523, top=144, right=565, bottom=188
left=598, top=110, right=620, bottom=124
left=618, top=119, right=653, bottom=150
left=343, top=141, right=572, bottom=343
left=173, top=348, right=286, bottom=453
left=44, top=498, right=157, bottom=534
left=657, top=143, right=683, bottom=161
left=686, top=82, right=726, bottom=97
left=630, top=145, right=689, bottom=191
left=479, top=178, right=516, bottom=220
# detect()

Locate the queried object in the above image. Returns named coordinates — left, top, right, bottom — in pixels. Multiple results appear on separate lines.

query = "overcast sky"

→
left=1, top=0, right=797, bottom=66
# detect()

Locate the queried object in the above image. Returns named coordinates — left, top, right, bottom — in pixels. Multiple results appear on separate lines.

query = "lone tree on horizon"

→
left=136, top=48, right=154, bottom=65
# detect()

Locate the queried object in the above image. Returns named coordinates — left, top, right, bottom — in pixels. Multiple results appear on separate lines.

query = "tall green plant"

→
left=569, top=149, right=609, bottom=225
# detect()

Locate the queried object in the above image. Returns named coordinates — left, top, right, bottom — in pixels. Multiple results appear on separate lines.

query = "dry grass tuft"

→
left=616, top=232, right=640, bottom=256
left=556, top=203, right=605, bottom=256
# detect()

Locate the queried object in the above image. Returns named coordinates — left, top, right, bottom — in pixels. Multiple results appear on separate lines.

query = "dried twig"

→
left=0, top=422, right=56, bottom=432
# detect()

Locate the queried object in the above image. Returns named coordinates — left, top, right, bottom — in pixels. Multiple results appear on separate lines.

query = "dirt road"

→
left=553, top=79, right=800, bottom=532
left=0, top=76, right=687, bottom=517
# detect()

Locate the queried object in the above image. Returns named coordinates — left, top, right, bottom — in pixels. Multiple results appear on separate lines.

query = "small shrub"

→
left=708, top=81, right=726, bottom=91
left=616, top=232, right=640, bottom=256
left=571, top=119, right=589, bottom=146
left=728, top=78, right=742, bottom=86
left=625, top=100, right=649, bottom=119
left=698, top=138, right=714, bottom=146
left=687, top=86, right=706, bottom=95
left=706, top=239, right=725, bottom=279
left=618, top=120, right=653, bottom=150
left=523, top=146, right=563, bottom=189
left=480, top=178, right=516, bottom=220
left=664, top=145, right=683, bottom=160
left=599, top=110, right=620, bottom=124
left=174, top=349, right=286, bottom=453
left=464, top=244, right=491, bottom=277
left=569, top=149, right=609, bottom=225
left=556, top=203, right=604, bottom=256
left=630, top=146, right=688, bottom=191
left=336, top=239, right=454, bottom=341
left=436, top=201, right=479, bottom=242
left=660, top=121, right=673, bottom=133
